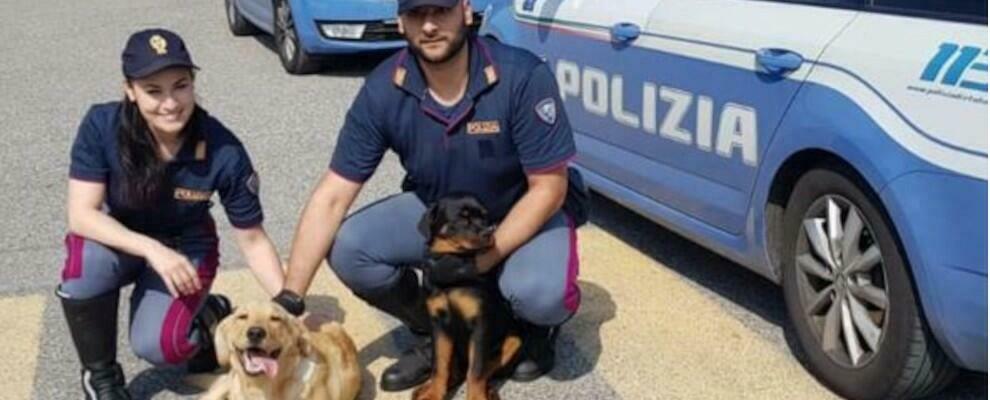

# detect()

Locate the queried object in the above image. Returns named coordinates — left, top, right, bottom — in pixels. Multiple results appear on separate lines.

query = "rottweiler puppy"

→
left=413, top=194, right=522, bottom=400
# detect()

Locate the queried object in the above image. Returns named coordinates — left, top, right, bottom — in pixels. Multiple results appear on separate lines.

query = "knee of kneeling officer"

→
left=130, top=334, right=171, bottom=366
left=328, top=228, right=368, bottom=276
left=130, top=331, right=197, bottom=366
left=501, top=279, right=573, bottom=326
left=328, top=230, right=400, bottom=294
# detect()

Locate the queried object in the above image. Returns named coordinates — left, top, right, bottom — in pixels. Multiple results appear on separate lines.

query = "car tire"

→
left=273, top=0, right=320, bottom=74
left=781, top=167, right=958, bottom=400
left=225, top=0, right=258, bottom=36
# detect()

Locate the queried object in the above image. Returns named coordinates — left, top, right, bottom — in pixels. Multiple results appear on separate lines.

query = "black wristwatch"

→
left=272, top=289, right=306, bottom=316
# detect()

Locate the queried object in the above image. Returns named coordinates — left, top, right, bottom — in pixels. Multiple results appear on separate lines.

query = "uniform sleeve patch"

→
left=535, top=98, right=557, bottom=126
left=245, top=172, right=260, bottom=196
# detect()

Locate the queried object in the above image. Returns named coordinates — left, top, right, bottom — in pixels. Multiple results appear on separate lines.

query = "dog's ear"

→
left=288, top=317, right=314, bottom=358
left=418, top=202, right=440, bottom=239
left=298, top=331, right=314, bottom=358
left=213, top=313, right=235, bottom=369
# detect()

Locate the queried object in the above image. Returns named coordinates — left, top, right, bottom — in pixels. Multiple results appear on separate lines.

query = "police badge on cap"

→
left=121, top=28, right=198, bottom=79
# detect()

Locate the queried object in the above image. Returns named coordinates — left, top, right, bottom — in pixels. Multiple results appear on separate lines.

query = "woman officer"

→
left=58, top=28, right=285, bottom=400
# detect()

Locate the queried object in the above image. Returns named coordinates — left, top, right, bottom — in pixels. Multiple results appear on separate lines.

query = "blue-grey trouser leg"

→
left=58, top=227, right=220, bottom=366
left=329, top=192, right=581, bottom=326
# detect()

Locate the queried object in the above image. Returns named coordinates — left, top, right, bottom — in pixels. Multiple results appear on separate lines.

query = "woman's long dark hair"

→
left=117, top=83, right=204, bottom=209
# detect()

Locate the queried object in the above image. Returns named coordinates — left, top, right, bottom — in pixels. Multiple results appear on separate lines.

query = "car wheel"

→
left=273, top=0, right=320, bottom=74
left=225, top=0, right=258, bottom=36
left=781, top=167, right=958, bottom=399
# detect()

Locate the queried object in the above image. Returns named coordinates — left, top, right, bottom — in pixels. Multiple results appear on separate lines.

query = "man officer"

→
left=274, top=0, right=588, bottom=391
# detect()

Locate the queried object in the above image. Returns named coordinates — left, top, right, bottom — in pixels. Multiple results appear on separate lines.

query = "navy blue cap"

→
left=121, top=29, right=198, bottom=79
left=398, top=0, right=459, bottom=14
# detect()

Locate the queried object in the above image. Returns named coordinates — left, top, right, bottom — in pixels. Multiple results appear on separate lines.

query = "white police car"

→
left=482, top=1, right=987, bottom=398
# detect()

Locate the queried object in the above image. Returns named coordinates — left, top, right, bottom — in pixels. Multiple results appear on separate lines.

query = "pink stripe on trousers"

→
left=159, top=247, right=219, bottom=364
left=564, top=215, right=581, bottom=312
left=62, top=234, right=85, bottom=281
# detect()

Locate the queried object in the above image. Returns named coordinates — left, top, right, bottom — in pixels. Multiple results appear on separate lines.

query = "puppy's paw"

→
left=464, top=384, right=499, bottom=400
left=411, top=380, right=446, bottom=400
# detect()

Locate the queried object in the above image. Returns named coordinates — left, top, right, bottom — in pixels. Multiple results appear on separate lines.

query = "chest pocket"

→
left=465, top=118, right=513, bottom=160
left=174, top=187, right=213, bottom=202
left=173, top=186, right=214, bottom=218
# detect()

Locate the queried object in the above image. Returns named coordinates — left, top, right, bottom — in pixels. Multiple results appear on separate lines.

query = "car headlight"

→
left=320, top=23, right=366, bottom=39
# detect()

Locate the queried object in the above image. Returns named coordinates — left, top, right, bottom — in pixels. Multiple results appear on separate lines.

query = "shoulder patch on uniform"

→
left=245, top=172, right=260, bottom=196
left=393, top=66, right=407, bottom=87
left=484, top=65, right=498, bottom=85
left=535, top=98, right=557, bottom=126
left=194, top=140, right=207, bottom=160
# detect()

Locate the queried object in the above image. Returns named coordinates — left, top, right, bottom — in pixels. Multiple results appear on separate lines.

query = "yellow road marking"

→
left=575, top=226, right=836, bottom=399
left=9, top=225, right=838, bottom=399
left=0, top=295, right=46, bottom=400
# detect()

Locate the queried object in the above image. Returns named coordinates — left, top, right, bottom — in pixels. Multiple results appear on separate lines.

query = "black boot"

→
left=511, top=323, right=559, bottom=382
left=354, top=269, right=434, bottom=392
left=58, top=287, right=132, bottom=400
left=186, top=294, right=232, bottom=374
left=380, top=333, right=434, bottom=392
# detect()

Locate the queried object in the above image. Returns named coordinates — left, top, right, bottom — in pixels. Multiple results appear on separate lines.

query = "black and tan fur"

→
left=413, top=195, right=522, bottom=400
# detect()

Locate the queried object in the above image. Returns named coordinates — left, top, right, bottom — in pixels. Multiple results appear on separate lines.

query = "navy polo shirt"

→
left=69, top=102, right=263, bottom=234
left=330, top=35, right=576, bottom=221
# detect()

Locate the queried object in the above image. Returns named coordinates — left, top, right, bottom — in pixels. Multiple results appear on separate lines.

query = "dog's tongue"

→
left=244, top=352, right=279, bottom=378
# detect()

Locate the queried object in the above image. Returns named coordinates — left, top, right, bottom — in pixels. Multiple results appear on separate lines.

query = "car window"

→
left=788, top=0, right=863, bottom=6
left=752, top=1, right=864, bottom=9
left=867, top=0, right=986, bottom=22
left=869, top=0, right=987, bottom=17
left=755, top=0, right=986, bottom=24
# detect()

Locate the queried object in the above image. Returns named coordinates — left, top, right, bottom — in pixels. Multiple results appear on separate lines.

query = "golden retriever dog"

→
left=200, top=302, right=361, bottom=400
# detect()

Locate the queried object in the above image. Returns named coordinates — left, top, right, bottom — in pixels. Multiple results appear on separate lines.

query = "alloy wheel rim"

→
left=795, top=195, right=889, bottom=368
left=277, top=1, right=296, bottom=62
left=226, top=0, right=236, bottom=26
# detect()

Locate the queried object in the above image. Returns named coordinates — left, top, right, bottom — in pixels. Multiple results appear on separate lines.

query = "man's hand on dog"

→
left=425, top=254, right=484, bottom=286
left=272, top=289, right=306, bottom=316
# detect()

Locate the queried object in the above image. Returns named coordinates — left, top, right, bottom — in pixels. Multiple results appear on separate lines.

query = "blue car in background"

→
left=482, top=0, right=986, bottom=399
left=224, top=0, right=491, bottom=74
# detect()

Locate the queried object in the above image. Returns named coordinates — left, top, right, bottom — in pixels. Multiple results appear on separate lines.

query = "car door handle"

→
left=756, top=48, right=804, bottom=75
left=610, top=22, right=641, bottom=44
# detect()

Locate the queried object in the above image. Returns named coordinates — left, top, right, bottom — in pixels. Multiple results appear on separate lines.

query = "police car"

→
left=223, top=0, right=491, bottom=74
left=481, top=1, right=987, bottom=398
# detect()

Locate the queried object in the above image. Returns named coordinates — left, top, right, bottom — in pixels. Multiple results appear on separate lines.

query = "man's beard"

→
left=408, top=25, right=469, bottom=65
